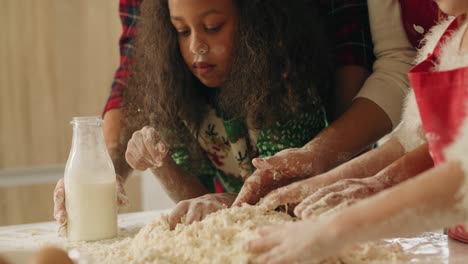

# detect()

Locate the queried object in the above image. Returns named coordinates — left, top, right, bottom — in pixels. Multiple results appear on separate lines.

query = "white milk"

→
left=65, top=181, right=117, bottom=241
left=64, top=117, right=118, bottom=241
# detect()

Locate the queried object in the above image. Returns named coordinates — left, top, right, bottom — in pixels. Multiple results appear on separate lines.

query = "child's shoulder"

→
left=415, top=18, right=454, bottom=64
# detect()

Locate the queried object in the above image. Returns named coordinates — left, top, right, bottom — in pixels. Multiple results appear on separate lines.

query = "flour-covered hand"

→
left=233, top=147, right=322, bottom=207
left=257, top=175, right=327, bottom=211
left=295, top=177, right=386, bottom=219
left=246, top=218, right=343, bottom=264
left=53, top=178, right=67, bottom=227
left=168, top=193, right=237, bottom=229
left=252, top=146, right=322, bottom=179
left=232, top=169, right=298, bottom=207
left=125, top=126, right=169, bottom=171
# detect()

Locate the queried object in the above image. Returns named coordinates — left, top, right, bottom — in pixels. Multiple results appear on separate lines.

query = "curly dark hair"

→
left=121, top=0, right=333, bottom=156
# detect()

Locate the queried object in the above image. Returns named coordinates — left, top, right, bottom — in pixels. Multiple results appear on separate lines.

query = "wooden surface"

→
left=0, top=0, right=133, bottom=225
left=0, top=0, right=121, bottom=168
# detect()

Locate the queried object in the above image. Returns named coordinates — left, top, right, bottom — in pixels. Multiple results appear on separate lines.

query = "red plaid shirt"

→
left=103, top=0, right=440, bottom=114
left=319, top=0, right=374, bottom=70
left=104, top=0, right=142, bottom=114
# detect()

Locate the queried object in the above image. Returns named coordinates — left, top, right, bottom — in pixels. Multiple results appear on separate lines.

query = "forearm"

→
left=151, top=158, right=210, bottom=203
left=305, top=98, right=393, bottom=174
left=331, top=161, right=466, bottom=245
left=375, top=143, right=433, bottom=186
left=333, top=65, right=371, bottom=118
left=103, top=109, right=133, bottom=180
left=317, top=138, right=405, bottom=184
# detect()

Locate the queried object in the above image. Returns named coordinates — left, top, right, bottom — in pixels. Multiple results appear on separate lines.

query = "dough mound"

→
left=70, top=206, right=405, bottom=264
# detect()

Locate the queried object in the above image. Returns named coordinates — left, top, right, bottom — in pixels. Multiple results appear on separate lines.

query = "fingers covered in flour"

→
left=168, top=193, right=237, bottom=229
left=125, top=126, right=169, bottom=171
left=295, top=178, right=385, bottom=219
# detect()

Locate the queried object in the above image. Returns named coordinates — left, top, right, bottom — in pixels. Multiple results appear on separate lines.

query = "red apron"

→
left=408, top=17, right=468, bottom=243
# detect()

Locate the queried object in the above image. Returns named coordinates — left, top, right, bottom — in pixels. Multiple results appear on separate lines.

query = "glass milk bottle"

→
left=64, top=116, right=117, bottom=241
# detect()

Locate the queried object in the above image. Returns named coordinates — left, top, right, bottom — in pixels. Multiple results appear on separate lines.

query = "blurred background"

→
left=0, top=0, right=173, bottom=226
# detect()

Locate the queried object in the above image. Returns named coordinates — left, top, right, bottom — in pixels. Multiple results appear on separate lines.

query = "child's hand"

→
left=245, top=218, right=343, bottom=263
left=168, top=193, right=237, bottom=230
left=252, top=146, right=322, bottom=179
left=251, top=170, right=342, bottom=211
left=233, top=146, right=323, bottom=207
left=232, top=169, right=298, bottom=207
left=53, top=175, right=129, bottom=227
left=125, top=126, right=169, bottom=171
left=295, top=177, right=385, bottom=219
left=255, top=177, right=323, bottom=211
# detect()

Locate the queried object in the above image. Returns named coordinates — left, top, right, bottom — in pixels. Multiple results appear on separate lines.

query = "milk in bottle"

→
left=64, top=116, right=117, bottom=241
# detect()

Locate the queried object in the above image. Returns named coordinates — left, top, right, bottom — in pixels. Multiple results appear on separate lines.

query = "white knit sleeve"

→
left=354, top=0, right=416, bottom=128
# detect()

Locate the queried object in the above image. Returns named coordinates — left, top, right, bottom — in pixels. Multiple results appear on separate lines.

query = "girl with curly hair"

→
left=122, top=0, right=333, bottom=228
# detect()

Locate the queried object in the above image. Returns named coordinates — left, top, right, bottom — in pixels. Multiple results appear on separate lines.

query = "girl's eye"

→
left=205, top=25, right=222, bottom=33
left=177, top=30, right=190, bottom=37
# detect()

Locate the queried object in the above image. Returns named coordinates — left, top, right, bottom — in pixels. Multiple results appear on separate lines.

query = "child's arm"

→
left=246, top=160, right=467, bottom=263
left=125, top=126, right=240, bottom=229
left=335, top=160, right=466, bottom=240
left=234, top=137, right=405, bottom=206
left=293, top=142, right=433, bottom=218
left=149, top=158, right=210, bottom=202
left=125, top=126, right=209, bottom=202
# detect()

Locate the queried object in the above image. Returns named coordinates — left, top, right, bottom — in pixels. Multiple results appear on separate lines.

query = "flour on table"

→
left=62, top=205, right=414, bottom=264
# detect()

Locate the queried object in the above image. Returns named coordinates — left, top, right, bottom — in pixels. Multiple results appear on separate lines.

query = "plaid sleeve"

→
left=103, top=0, right=142, bottom=115
left=320, top=0, right=375, bottom=70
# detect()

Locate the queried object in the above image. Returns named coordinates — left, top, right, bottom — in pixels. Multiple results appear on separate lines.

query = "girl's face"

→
left=168, top=0, right=238, bottom=88
left=434, top=0, right=468, bottom=16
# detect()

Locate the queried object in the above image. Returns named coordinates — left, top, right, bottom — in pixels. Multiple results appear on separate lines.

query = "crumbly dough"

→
left=66, top=205, right=407, bottom=264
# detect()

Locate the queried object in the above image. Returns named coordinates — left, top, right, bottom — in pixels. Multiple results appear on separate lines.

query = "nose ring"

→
left=197, top=47, right=207, bottom=55
left=193, top=42, right=209, bottom=55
